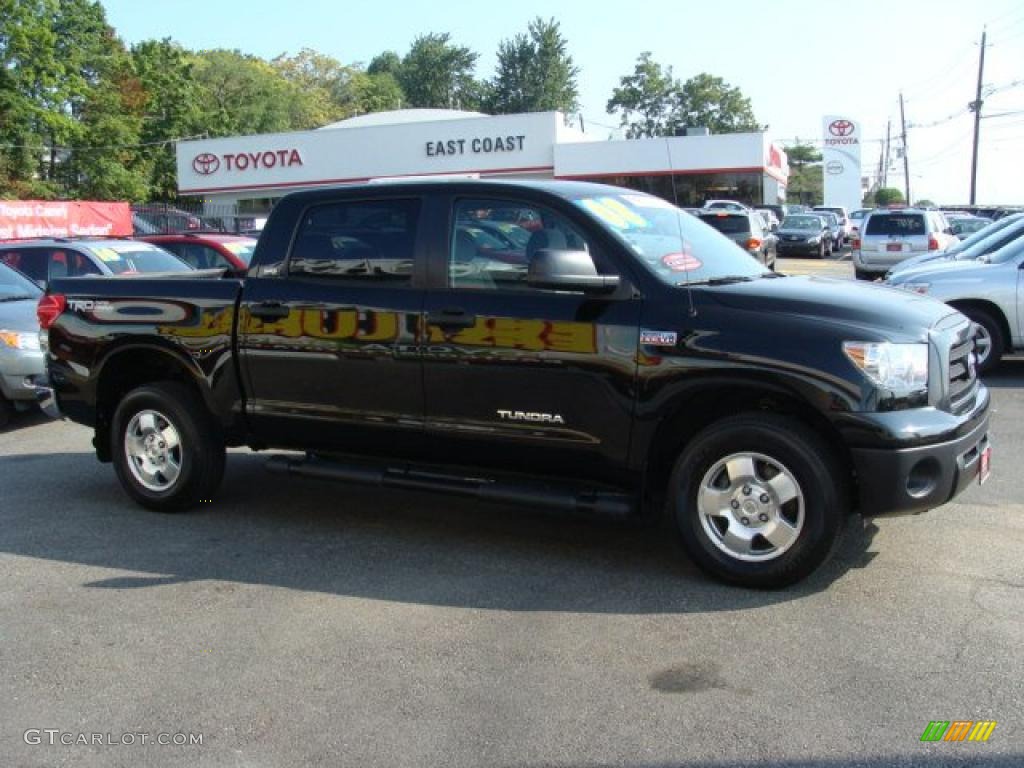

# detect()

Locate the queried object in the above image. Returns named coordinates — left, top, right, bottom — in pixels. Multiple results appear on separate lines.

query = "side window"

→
left=748, top=214, right=763, bottom=239
left=289, top=198, right=419, bottom=284
left=449, top=198, right=597, bottom=292
left=202, top=247, right=235, bottom=270
left=56, top=250, right=101, bottom=277
left=4, top=249, right=50, bottom=283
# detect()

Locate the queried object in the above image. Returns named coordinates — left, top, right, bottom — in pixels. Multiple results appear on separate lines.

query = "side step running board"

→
left=265, top=454, right=635, bottom=518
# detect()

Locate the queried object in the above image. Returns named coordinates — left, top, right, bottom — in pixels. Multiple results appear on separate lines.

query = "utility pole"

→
left=883, top=120, right=891, bottom=188
left=899, top=92, right=911, bottom=203
left=969, top=27, right=987, bottom=204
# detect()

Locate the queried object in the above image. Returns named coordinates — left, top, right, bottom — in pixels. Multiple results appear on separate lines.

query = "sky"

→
left=100, top=0, right=1024, bottom=205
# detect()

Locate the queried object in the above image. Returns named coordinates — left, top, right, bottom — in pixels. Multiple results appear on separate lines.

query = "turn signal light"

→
left=852, top=238, right=861, bottom=250
left=746, top=238, right=762, bottom=250
left=928, top=236, right=940, bottom=251
left=37, top=294, right=66, bottom=330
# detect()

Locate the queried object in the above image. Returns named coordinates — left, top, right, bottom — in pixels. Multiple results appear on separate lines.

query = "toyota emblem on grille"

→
left=828, top=120, right=855, bottom=137
left=192, top=153, right=221, bottom=175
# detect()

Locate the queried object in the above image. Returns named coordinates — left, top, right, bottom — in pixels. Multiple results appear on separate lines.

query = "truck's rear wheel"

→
left=111, top=382, right=225, bottom=511
left=668, top=413, right=846, bottom=588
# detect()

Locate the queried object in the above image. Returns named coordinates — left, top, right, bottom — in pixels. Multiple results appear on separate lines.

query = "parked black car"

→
left=37, top=180, right=990, bottom=588
left=775, top=214, right=832, bottom=258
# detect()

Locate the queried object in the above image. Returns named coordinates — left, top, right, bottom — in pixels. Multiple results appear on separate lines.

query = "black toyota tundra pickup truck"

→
left=36, top=180, right=991, bottom=587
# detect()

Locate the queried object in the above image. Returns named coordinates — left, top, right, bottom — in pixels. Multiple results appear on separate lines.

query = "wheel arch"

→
left=640, top=379, right=856, bottom=516
left=93, top=342, right=216, bottom=462
left=946, top=299, right=1012, bottom=349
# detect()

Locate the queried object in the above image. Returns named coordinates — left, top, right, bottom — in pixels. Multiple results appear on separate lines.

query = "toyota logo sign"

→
left=826, top=160, right=844, bottom=175
left=828, top=120, right=855, bottom=138
left=192, top=153, right=221, bottom=176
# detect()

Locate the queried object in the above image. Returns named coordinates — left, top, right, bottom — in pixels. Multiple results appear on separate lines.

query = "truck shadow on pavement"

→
left=0, top=450, right=881, bottom=614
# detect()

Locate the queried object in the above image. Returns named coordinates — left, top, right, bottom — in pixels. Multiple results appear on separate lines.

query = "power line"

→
left=0, top=134, right=207, bottom=151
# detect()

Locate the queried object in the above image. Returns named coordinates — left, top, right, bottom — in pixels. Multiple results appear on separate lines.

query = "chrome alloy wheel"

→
left=124, top=410, right=183, bottom=492
left=697, top=452, right=805, bottom=562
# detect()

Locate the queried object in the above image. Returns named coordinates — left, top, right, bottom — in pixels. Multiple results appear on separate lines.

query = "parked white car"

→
left=885, top=234, right=1024, bottom=373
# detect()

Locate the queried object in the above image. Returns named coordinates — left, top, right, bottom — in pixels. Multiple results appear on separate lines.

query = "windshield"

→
left=222, top=241, right=257, bottom=265
left=781, top=216, right=822, bottom=230
left=573, top=192, right=768, bottom=285
left=0, top=262, right=43, bottom=300
left=87, top=244, right=192, bottom=274
left=949, top=213, right=1020, bottom=254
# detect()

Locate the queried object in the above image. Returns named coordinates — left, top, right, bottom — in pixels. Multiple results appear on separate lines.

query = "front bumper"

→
left=849, top=397, right=990, bottom=516
left=778, top=241, right=823, bottom=255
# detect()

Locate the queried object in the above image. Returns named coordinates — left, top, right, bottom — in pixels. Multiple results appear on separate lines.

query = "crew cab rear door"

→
left=237, top=193, right=430, bottom=458
left=420, top=193, right=641, bottom=485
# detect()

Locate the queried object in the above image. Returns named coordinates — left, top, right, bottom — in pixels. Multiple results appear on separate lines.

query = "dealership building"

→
left=175, top=109, right=789, bottom=214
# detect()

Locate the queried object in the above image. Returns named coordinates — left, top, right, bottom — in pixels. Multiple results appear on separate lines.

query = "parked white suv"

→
left=852, top=208, right=958, bottom=280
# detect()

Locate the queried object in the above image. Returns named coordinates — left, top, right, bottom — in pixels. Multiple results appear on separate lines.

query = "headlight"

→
left=896, top=282, right=930, bottom=294
left=843, top=342, right=929, bottom=393
left=0, top=330, right=41, bottom=351
left=807, top=236, right=821, bottom=244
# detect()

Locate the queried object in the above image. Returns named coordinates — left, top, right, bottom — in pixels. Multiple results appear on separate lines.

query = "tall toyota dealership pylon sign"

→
left=821, top=116, right=862, bottom=214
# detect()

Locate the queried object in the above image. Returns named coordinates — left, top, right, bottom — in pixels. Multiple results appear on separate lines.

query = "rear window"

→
left=698, top=213, right=751, bottom=235
left=86, top=244, right=192, bottom=274
left=865, top=214, right=926, bottom=236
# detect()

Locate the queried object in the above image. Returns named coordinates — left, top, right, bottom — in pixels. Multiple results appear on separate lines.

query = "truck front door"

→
left=421, top=195, right=641, bottom=485
left=237, top=195, right=428, bottom=458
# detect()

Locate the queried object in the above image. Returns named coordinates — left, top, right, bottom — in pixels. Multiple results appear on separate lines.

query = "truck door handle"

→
left=427, top=307, right=477, bottom=328
left=249, top=301, right=290, bottom=320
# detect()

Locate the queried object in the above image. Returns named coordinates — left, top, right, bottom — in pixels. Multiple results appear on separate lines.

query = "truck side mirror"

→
left=527, top=249, right=620, bottom=294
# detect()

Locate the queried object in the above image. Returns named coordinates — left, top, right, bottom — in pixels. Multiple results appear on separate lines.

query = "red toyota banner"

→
left=0, top=200, right=132, bottom=240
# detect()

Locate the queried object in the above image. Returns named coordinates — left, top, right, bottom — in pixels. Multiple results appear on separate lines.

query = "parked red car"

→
left=138, top=233, right=258, bottom=272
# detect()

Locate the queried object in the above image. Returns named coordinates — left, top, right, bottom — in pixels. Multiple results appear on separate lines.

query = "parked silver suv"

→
left=885, top=233, right=1024, bottom=373
left=852, top=208, right=958, bottom=280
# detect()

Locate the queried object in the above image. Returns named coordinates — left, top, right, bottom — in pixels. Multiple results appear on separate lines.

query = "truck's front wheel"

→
left=111, top=382, right=225, bottom=512
left=668, top=414, right=846, bottom=588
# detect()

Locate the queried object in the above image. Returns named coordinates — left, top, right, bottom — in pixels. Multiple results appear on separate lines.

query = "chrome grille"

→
left=948, top=330, right=979, bottom=416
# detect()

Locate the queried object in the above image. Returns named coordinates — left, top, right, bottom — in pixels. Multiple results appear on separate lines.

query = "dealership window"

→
left=584, top=172, right=769, bottom=208
left=288, top=199, right=419, bottom=283
left=448, top=198, right=599, bottom=292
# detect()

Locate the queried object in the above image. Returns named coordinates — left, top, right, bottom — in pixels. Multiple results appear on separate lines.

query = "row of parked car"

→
left=690, top=200, right=853, bottom=268
left=0, top=231, right=257, bottom=425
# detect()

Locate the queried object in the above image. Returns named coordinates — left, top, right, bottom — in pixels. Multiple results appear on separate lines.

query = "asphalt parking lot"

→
left=2, top=344, right=1022, bottom=766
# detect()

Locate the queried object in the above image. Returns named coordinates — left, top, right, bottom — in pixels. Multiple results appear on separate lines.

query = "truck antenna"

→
left=664, top=136, right=697, bottom=318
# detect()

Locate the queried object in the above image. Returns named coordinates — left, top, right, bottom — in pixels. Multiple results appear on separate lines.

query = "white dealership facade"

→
left=175, top=109, right=789, bottom=212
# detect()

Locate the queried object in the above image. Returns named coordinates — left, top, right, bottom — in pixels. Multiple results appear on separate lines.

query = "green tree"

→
left=874, top=187, right=905, bottom=206
left=0, top=0, right=62, bottom=197
left=915, top=198, right=936, bottom=207
left=131, top=39, right=204, bottom=200
left=398, top=33, right=481, bottom=109
left=782, top=141, right=823, bottom=206
left=367, top=51, right=401, bottom=78
left=674, top=73, right=763, bottom=133
left=349, top=71, right=404, bottom=114
left=271, top=48, right=351, bottom=124
left=489, top=17, right=579, bottom=115
left=606, top=52, right=678, bottom=138
left=190, top=49, right=324, bottom=136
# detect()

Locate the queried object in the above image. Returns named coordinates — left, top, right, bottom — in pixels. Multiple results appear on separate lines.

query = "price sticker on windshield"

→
left=662, top=252, right=702, bottom=272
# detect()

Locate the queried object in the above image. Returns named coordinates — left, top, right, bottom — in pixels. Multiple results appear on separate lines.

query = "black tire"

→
left=854, top=269, right=872, bottom=281
left=0, top=396, right=11, bottom=429
left=111, top=382, right=225, bottom=512
left=667, top=413, right=847, bottom=588
left=960, top=307, right=1005, bottom=375
left=817, top=241, right=826, bottom=259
